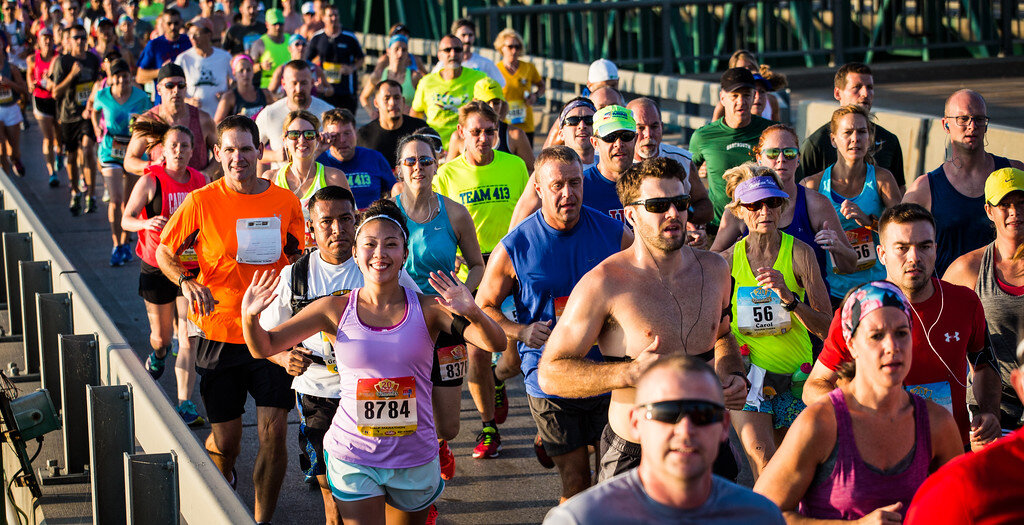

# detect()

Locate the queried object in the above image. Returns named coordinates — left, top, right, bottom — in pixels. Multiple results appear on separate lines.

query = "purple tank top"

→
left=798, top=389, right=931, bottom=520
left=322, top=286, right=437, bottom=468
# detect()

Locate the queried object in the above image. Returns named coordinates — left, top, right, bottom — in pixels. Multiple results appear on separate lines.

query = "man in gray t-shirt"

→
left=543, top=357, right=784, bottom=525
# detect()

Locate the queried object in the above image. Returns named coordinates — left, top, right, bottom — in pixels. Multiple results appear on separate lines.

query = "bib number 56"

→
left=752, top=305, right=774, bottom=324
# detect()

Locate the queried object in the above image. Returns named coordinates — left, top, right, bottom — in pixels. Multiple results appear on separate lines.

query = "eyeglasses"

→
left=468, top=127, right=497, bottom=137
left=945, top=115, right=989, bottom=128
left=628, top=194, right=690, bottom=213
left=505, top=43, right=522, bottom=50
left=161, top=81, right=187, bottom=90
left=285, top=129, right=317, bottom=140
left=640, top=399, right=726, bottom=426
left=562, top=115, right=593, bottom=127
left=400, top=155, right=436, bottom=167
left=599, top=130, right=636, bottom=143
left=761, top=147, right=798, bottom=160
left=439, top=46, right=463, bottom=54
left=739, top=197, right=786, bottom=211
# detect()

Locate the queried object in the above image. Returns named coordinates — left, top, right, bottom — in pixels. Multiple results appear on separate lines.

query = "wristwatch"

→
left=178, top=273, right=194, bottom=288
left=781, top=296, right=799, bottom=312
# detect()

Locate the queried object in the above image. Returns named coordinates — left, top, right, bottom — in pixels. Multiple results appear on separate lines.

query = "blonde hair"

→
left=493, top=28, right=523, bottom=52
left=282, top=109, right=321, bottom=136
left=723, top=162, right=788, bottom=217
left=728, top=49, right=758, bottom=70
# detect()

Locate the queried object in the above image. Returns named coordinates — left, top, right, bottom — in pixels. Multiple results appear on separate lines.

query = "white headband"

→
left=355, top=214, right=407, bottom=241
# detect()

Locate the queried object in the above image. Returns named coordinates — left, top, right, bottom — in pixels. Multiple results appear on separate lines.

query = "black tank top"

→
left=496, top=121, right=512, bottom=155
left=232, top=87, right=267, bottom=119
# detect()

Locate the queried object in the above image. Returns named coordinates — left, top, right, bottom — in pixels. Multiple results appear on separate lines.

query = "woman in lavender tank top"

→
left=239, top=200, right=506, bottom=524
left=754, top=281, right=964, bottom=522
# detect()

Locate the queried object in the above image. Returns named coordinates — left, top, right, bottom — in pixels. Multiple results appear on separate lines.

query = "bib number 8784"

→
left=363, top=400, right=411, bottom=420
left=752, top=305, right=774, bottom=324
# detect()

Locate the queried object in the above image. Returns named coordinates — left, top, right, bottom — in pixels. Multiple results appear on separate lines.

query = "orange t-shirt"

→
left=160, top=178, right=304, bottom=345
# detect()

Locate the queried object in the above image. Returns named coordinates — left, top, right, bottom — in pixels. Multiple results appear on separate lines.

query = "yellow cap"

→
left=985, top=168, right=1024, bottom=205
left=473, top=77, right=504, bottom=103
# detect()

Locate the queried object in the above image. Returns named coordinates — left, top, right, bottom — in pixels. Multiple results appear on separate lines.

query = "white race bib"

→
left=356, top=377, right=417, bottom=437
left=906, top=381, right=953, bottom=415
left=831, top=226, right=877, bottom=274
left=736, top=286, right=791, bottom=336
left=508, top=101, right=526, bottom=125
left=235, top=217, right=282, bottom=264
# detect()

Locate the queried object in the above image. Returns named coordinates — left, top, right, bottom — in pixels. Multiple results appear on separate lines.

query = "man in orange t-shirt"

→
left=156, top=115, right=305, bottom=524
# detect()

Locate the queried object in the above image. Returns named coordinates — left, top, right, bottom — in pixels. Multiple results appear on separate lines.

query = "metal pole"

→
left=36, top=293, right=73, bottom=411
left=661, top=0, right=672, bottom=74
left=2, top=233, right=32, bottom=338
left=18, top=261, right=52, bottom=376
left=124, top=452, right=179, bottom=525
left=59, top=334, right=100, bottom=475
left=88, top=384, right=134, bottom=525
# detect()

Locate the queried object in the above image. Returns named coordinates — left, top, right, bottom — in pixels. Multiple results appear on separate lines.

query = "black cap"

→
left=156, top=63, right=185, bottom=82
left=720, top=67, right=756, bottom=92
left=109, top=59, right=130, bottom=76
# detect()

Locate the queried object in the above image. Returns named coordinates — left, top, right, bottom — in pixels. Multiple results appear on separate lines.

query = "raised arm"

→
left=242, top=269, right=342, bottom=358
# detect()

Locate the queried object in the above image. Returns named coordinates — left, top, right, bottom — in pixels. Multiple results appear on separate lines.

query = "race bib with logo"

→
left=180, top=247, right=198, bottom=264
left=323, top=62, right=343, bottom=83
left=831, top=226, right=877, bottom=273
left=111, top=135, right=131, bottom=160
left=437, top=344, right=467, bottom=381
left=0, top=85, right=12, bottom=105
left=508, top=101, right=526, bottom=125
left=321, top=332, right=337, bottom=374
left=736, top=286, right=791, bottom=336
left=235, top=217, right=282, bottom=264
left=75, top=81, right=94, bottom=106
left=906, top=381, right=953, bottom=415
left=553, top=296, right=568, bottom=322
left=355, top=376, right=416, bottom=437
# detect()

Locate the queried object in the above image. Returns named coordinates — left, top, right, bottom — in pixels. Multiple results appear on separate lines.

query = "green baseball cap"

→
left=265, top=8, right=284, bottom=25
left=593, top=105, right=636, bottom=138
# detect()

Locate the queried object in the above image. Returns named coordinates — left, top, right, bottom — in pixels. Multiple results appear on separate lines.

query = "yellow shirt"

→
left=411, top=68, right=487, bottom=149
left=497, top=60, right=542, bottom=133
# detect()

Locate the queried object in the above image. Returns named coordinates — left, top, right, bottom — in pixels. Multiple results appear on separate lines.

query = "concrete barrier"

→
left=0, top=173, right=254, bottom=525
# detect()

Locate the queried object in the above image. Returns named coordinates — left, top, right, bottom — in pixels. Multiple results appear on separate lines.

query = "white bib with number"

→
left=75, top=81, right=93, bottom=106
left=321, top=332, right=338, bottom=374
left=736, top=286, right=791, bottom=336
left=235, top=217, right=282, bottom=264
left=110, top=135, right=131, bottom=160
left=508, top=101, right=526, bottom=125
left=323, top=62, right=343, bottom=83
left=356, top=376, right=417, bottom=437
left=437, top=344, right=467, bottom=381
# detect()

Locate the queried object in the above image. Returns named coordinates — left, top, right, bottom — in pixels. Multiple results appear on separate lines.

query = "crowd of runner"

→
left=2, top=1, right=1023, bottom=523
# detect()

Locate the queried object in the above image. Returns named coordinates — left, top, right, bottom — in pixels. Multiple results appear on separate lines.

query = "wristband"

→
left=730, top=371, right=751, bottom=390
left=178, top=273, right=194, bottom=288
left=781, top=296, right=799, bottom=311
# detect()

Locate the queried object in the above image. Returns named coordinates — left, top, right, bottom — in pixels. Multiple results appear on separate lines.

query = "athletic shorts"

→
left=196, top=350, right=295, bottom=423
left=297, top=392, right=340, bottom=479
left=0, top=104, right=22, bottom=127
left=324, top=452, right=444, bottom=512
left=138, top=261, right=182, bottom=305
left=59, top=119, right=95, bottom=151
left=528, top=395, right=609, bottom=457
left=32, top=96, right=55, bottom=118
left=431, top=328, right=466, bottom=388
left=742, top=389, right=806, bottom=429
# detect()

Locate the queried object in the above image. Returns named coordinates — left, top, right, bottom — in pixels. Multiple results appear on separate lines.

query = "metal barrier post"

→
left=1, top=232, right=31, bottom=339
left=59, top=334, right=99, bottom=476
left=18, top=261, right=51, bottom=377
left=36, top=292, right=72, bottom=411
left=124, top=452, right=179, bottom=525
left=88, top=384, right=134, bottom=525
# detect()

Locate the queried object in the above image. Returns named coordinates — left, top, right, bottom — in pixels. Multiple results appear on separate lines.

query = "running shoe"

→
left=534, top=434, right=555, bottom=469
left=55, top=153, right=64, bottom=173
left=494, top=378, right=508, bottom=425
left=176, top=400, right=205, bottom=427
left=425, top=505, right=438, bottom=525
left=438, top=440, right=455, bottom=480
left=11, top=160, right=24, bottom=177
left=68, top=193, right=81, bottom=216
left=101, top=187, right=110, bottom=203
left=84, top=196, right=97, bottom=214
left=144, top=350, right=166, bottom=379
left=109, top=245, right=126, bottom=267
left=48, top=174, right=59, bottom=187
left=121, top=243, right=134, bottom=262
left=472, top=426, right=501, bottom=459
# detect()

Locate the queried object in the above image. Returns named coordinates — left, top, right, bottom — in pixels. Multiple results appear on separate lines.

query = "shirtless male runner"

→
left=538, top=157, right=747, bottom=481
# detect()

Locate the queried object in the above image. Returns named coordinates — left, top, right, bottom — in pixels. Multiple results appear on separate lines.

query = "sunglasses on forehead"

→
left=761, top=147, right=798, bottom=160
left=628, top=194, right=690, bottom=213
left=640, top=399, right=725, bottom=426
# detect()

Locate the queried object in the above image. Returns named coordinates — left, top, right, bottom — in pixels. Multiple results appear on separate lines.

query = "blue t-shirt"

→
left=500, top=206, right=622, bottom=398
left=137, top=34, right=192, bottom=71
left=582, top=165, right=625, bottom=222
left=317, top=147, right=396, bottom=209
left=93, top=87, right=153, bottom=164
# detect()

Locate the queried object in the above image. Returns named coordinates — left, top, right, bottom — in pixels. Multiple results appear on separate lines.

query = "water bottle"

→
left=791, top=362, right=812, bottom=397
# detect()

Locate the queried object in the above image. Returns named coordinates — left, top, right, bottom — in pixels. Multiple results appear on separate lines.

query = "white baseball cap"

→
left=588, top=58, right=619, bottom=84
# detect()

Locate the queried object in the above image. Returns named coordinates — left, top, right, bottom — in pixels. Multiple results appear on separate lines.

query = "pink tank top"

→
left=799, top=389, right=932, bottom=520
left=322, top=286, right=437, bottom=468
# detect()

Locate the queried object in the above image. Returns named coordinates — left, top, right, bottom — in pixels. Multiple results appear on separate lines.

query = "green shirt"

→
left=259, top=34, right=292, bottom=89
left=411, top=67, right=487, bottom=149
left=689, top=115, right=773, bottom=225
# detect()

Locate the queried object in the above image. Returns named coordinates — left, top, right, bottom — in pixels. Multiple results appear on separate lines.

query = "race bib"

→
left=75, top=81, right=94, bottom=106
left=322, top=62, right=343, bottom=83
left=508, top=101, right=526, bottom=125
left=553, top=296, right=568, bottom=322
left=180, top=247, right=198, bottom=263
left=235, top=217, right=282, bottom=264
left=321, top=332, right=337, bottom=374
left=906, top=381, right=953, bottom=415
left=356, top=376, right=416, bottom=437
left=111, top=134, right=131, bottom=160
left=831, top=226, right=877, bottom=273
left=0, top=85, right=12, bottom=105
left=736, top=286, right=791, bottom=336
left=437, top=344, right=467, bottom=381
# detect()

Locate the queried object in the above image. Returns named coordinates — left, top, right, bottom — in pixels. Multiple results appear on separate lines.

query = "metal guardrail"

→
left=0, top=173, right=255, bottom=524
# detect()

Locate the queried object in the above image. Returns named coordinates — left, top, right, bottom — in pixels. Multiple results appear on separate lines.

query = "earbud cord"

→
left=635, top=224, right=703, bottom=351
left=907, top=279, right=968, bottom=388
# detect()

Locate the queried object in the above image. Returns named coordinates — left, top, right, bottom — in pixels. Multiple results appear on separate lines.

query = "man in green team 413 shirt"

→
left=689, top=67, right=773, bottom=228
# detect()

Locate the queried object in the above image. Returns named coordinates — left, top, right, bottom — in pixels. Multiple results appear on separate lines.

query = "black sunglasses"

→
left=161, top=81, right=187, bottom=90
left=641, top=399, right=725, bottom=426
left=562, top=115, right=593, bottom=127
left=599, top=130, right=636, bottom=143
left=439, top=46, right=463, bottom=54
left=739, top=197, right=785, bottom=212
left=628, top=194, right=690, bottom=214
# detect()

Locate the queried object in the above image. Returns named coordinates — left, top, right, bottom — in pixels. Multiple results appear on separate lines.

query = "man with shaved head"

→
left=903, top=89, right=1024, bottom=275
left=543, top=356, right=783, bottom=524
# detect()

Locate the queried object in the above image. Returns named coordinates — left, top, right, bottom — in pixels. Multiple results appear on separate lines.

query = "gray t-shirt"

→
left=543, top=470, right=785, bottom=525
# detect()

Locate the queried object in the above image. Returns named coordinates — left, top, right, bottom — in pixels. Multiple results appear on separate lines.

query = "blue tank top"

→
left=396, top=193, right=459, bottom=295
left=927, top=155, right=1011, bottom=276
left=582, top=165, right=625, bottom=223
left=500, top=206, right=622, bottom=397
left=818, top=164, right=887, bottom=299
left=782, top=185, right=829, bottom=293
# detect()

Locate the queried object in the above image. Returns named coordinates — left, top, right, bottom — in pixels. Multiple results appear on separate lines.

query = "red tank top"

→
left=32, top=49, right=53, bottom=99
left=144, top=105, right=209, bottom=171
left=135, top=164, right=207, bottom=268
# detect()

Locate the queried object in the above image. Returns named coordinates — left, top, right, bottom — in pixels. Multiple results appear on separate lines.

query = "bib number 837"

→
left=444, top=361, right=467, bottom=380
left=363, top=400, right=411, bottom=420
left=752, top=305, right=774, bottom=324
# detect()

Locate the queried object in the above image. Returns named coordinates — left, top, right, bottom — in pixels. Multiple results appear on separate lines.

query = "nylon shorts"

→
left=324, top=453, right=444, bottom=512
left=528, top=395, right=609, bottom=457
left=59, top=119, right=94, bottom=151
left=138, top=261, right=182, bottom=305
left=196, top=348, right=295, bottom=423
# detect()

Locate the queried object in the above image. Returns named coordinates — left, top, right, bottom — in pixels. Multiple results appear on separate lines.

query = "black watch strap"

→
left=178, top=273, right=194, bottom=288
left=781, top=297, right=799, bottom=311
